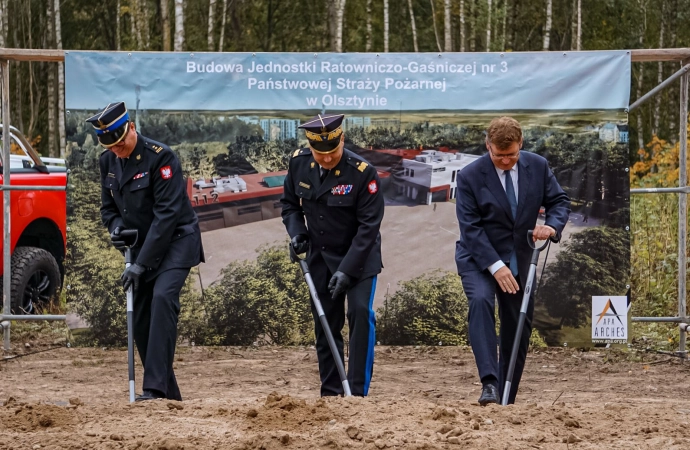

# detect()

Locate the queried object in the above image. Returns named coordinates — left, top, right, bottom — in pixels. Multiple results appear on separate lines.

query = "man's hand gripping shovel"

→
left=290, top=243, right=352, bottom=397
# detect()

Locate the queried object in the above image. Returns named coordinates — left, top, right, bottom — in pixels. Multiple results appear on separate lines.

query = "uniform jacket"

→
left=281, top=148, right=384, bottom=280
left=100, top=133, right=204, bottom=279
left=455, top=152, right=570, bottom=285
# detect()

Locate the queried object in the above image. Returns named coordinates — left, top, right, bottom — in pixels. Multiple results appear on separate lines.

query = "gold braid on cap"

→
left=304, top=126, right=343, bottom=142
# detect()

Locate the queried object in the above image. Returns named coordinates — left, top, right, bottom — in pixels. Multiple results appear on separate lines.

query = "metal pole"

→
left=631, top=187, right=690, bottom=194
left=1, top=59, right=11, bottom=352
left=628, top=63, right=690, bottom=112
left=0, top=314, right=67, bottom=321
left=678, top=61, right=688, bottom=358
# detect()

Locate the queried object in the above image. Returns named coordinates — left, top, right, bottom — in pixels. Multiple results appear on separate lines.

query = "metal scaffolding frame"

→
left=628, top=54, right=689, bottom=357
left=0, top=47, right=688, bottom=353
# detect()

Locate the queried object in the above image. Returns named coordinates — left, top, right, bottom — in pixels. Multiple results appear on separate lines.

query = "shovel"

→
left=290, top=243, right=352, bottom=397
left=119, top=229, right=139, bottom=403
left=501, top=229, right=552, bottom=406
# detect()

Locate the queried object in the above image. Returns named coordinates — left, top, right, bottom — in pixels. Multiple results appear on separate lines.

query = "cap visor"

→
left=308, top=139, right=340, bottom=153
left=98, top=123, right=129, bottom=147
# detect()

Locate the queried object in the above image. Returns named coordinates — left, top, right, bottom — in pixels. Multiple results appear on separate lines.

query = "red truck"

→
left=0, top=125, right=67, bottom=314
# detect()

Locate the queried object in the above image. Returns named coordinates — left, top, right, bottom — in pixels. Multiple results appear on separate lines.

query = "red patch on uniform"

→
left=160, top=166, right=172, bottom=180
left=368, top=180, right=378, bottom=194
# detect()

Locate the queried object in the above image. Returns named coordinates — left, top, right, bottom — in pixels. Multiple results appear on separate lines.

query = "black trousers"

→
left=132, top=267, right=190, bottom=401
left=310, top=274, right=377, bottom=397
left=460, top=270, right=534, bottom=405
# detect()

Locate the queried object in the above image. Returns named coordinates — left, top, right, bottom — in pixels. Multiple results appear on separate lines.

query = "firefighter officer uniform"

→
left=281, top=114, right=384, bottom=397
left=87, top=102, right=204, bottom=402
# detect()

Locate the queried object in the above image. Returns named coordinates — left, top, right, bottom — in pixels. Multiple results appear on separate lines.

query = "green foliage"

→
left=200, top=243, right=314, bottom=346
left=538, top=227, right=630, bottom=330
left=377, top=270, right=468, bottom=346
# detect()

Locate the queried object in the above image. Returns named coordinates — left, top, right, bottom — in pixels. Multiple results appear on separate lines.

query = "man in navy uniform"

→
left=455, top=116, right=570, bottom=405
left=281, top=114, right=384, bottom=397
left=87, top=102, right=204, bottom=402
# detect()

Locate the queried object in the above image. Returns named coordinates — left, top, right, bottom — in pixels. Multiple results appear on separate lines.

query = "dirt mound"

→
left=1, top=399, right=77, bottom=431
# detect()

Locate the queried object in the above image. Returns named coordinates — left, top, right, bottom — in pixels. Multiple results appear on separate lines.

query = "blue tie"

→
left=504, top=170, right=518, bottom=276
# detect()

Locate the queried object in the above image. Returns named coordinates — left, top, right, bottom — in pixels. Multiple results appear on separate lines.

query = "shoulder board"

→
left=144, top=140, right=165, bottom=154
left=346, top=157, right=370, bottom=172
left=292, top=148, right=310, bottom=158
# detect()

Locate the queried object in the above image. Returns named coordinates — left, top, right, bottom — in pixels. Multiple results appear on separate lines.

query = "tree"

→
left=218, top=0, right=228, bottom=51
left=408, top=0, right=419, bottom=52
left=444, top=0, right=452, bottom=51
left=174, top=0, right=184, bottom=51
left=54, top=0, right=66, bottom=158
left=202, top=244, right=314, bottom=346
left=542, top=0, right=552, bottom=50
left=335, top=0, right=347, bottom=52
left=459, top=0, right=465, bottom=51
left=208, top=0, right=216, bottom=50
left=161, top=0, right=171, bottom=51
left=383, top=0, right=389, bottom=52
left=486, top=0, right=492, bottom=50
left=429, top=0, right=443, bottom=52
left=377, top=271, right=469, bottom=346
left=539, top=227, right=630, bottom=329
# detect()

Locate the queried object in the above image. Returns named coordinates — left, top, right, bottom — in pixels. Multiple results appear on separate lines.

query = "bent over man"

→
left=455, top=116, right=570, bottom=405
left=281, top=114, right=384, bottom=397
left=88, top=102, right=204, bottom=402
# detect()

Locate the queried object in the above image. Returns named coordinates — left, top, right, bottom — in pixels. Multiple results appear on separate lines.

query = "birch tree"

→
left=335, top=0, right=347, bottom=52
left=131, top=0, right=142, bottom=49
left=366, top=0, right=372, bottom=51
left=161, top=0, right=171, bottom=51
left=0, top=0, right=5, bottom=48
left=54, top=0, right=66, bottom=157
left=174, top=0, right=185, bottom=51
left=384, top=0, right=389, bottom=52
left=542, top=0, right=552, bottom=51
left=500, top=0, right=507, bottom=51
left=218, top=0, right=228, bottom=51
left=408, top=0, right=419, bottom=52
left=486, top=0, right=492, bottom=50
left=208, top=0, right=216, bottom=51
left=444, top=0, right=452, bottom=51
left=459, top=0, right=465, bottom=51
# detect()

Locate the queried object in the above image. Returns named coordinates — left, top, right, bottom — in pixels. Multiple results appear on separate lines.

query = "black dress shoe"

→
left=135, top=389, right=165, bottom=402
left=478, top=384, right=500, bottom=406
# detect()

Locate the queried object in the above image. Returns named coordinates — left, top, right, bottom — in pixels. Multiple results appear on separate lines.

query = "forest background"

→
left=0, top=0, right=688, bottom=350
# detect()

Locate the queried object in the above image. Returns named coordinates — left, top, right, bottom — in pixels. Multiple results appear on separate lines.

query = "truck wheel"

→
left=8, top=247, right=61, bottom=314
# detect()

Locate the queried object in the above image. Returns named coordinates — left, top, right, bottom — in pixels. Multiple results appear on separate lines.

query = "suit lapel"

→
left=481, top=156, right=514, bottom=222
left=118, top=139, right=145, bottom=190
left=516, top=157, right=530, bottom=223
left=316, top=158, right=346, bottom=198
left=307, top=157, right=321, bottom=195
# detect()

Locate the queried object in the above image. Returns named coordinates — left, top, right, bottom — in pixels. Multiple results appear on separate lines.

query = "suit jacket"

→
left=100, top=133, right=204, bottom=280
left=455, top=152, right=570, bottom=285
left=281, top=148, right=384, bottom=281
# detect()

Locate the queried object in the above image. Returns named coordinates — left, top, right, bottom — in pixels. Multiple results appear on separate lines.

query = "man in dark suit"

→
left=281, top=113, right=384, bottom=397
left=455, top=116, right=570, bottom=405
left=88, top=101, right=204, bottom=402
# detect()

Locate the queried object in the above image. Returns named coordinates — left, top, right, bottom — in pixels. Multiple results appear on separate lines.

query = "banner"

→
left=65, top=51, right=631, bottom=348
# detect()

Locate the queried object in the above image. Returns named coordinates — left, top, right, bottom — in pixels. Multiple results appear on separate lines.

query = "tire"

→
left=5, top=247, right=61, bottom=314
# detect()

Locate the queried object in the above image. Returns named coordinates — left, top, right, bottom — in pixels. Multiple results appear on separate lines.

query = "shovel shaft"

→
left=301, top=264, right=352, bottom=397
left=501, top=255, right=538, bottom=406
left=125, top=249, right=136, bottom=403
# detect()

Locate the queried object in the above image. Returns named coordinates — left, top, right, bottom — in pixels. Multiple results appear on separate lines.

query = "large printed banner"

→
left=65, top=51, right=631, bottom=347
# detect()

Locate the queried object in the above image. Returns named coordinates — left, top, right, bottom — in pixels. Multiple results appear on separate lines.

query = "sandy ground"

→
left=2, top=345, right=690, bottom=449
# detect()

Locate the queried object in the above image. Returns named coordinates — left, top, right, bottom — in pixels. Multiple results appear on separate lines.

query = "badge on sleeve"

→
left=368, top=180, right=378, bottom=194
left=160, top=166, right=173, bottom=180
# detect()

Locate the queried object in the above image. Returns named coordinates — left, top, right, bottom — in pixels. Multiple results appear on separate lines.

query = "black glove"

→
left=110, top=227, right=128, bottom=251
left=328, top=271, right=352, bottom=299
left=291, top=234, right=309, bottom=256
left=121, top=263, right=146, bottom=292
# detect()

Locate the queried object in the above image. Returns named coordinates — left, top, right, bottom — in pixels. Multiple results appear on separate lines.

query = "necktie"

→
left=504, top=170, right=519, bottom=276
left=320, top=168, right=329, bottom=182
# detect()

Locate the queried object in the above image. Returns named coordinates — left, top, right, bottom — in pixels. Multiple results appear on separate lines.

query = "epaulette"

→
left=346, top=157, right=370, bottom=173
left=292, top=148, right=310, bottom=158
left=144, top=140, right=166, bottom=154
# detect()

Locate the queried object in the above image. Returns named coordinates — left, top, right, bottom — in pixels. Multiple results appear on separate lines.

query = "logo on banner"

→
left=592, top=296, right=628, bottom=344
